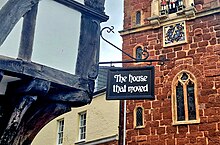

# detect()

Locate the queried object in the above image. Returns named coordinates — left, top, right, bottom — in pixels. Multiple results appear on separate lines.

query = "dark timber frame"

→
left=0, top=0, right=108, bottom=144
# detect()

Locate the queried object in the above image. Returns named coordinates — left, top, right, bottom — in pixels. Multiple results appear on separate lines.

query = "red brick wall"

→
left=122, top=11, right=220, bottom=145
left=124, top=0, right=220, bottom=29
left=195, top=0, right=220, bottom=11
left=124, top=0, right=152, bottom=29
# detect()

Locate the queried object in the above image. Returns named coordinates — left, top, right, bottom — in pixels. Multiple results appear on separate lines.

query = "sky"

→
left=99, top=0, right=123, bottom=66
left=0, top=0, right=124, bottom=72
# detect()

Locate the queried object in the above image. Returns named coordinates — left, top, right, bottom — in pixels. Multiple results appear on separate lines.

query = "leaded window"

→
left=136, top=11, right=141, bottom=25
left=136, top=107, right=143, bottom=126
left=172, top=71, right=200, bottom=125
left=135, top=107, right=144, bottom=127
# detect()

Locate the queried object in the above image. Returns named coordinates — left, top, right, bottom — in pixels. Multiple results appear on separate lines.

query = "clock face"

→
left=164, top=21, right=186, bottom=47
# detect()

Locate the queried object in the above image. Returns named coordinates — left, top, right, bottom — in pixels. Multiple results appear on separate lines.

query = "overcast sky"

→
left=99, top=0, right=123, bottom=66
left=0, top=0, right=123, bottom=70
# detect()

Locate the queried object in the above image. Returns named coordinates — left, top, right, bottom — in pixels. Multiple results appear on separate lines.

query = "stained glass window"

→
left=136, top=107, right=143, bottom=127
left=187, top=81, right=196, bottom=120
left=172, top=71, right=199, bottom=125
left=176, top=82, right=185, bottom=121
left=181, top=72, right=188, bottom=81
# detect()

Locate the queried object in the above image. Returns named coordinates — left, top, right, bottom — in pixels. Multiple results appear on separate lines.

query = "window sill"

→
left=172, top=119, right=200, bottom=125
left=135, top=125, right=145, bottom=129
left=75, top=139, right=86, bottom=145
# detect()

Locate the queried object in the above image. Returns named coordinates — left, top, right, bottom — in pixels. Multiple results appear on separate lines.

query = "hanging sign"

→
left=106, top=67, right=155, bottom=100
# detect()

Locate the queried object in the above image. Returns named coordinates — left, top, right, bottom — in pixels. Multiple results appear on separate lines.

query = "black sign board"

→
left=106, top=66, right=155, bottom=100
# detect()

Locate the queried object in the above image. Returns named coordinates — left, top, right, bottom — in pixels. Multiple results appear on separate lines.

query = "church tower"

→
left=120, top=0, right=220, bottom=144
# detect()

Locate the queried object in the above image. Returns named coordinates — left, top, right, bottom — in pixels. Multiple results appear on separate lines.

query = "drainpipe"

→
left=123, top=100, right=126, bottom=145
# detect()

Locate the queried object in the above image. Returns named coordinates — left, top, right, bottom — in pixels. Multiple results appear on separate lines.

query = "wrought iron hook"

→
left=100, top=26, right=137, bottom=60
left=142, top=47, right=150, bottom=60
left=99, top=26, right=169, bottom=65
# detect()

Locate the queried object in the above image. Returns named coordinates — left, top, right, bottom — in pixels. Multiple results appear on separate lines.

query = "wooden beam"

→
left=9, top=103, right=71, bottom=145
left=6, top=78, right=50, bottom=96
left=0, top=56, right=91, bottom=91
left=0, top=95, right=37, bottom=145
left=6, top=78, right=92, bottom=106
left=18, top=3, right=38, bottom=61
left=55, top=0, right=108, bottom=22
left=84, top=0, right=105, bottom=12
left=0, top=76, right=91, bottom=145
left=0, top=0, right=108, bottom=47
left=75, top=14, right=101, bottom=81
left=45, top=88, right=92, bottom=106
left=0, top=0, right=39, bottom=47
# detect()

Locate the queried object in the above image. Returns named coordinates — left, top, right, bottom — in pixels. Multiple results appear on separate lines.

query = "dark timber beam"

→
left=18, top=3, right=38, bottom=61
left=0, top=95, right=37, bottom=145
left=75, top=15, right=101, bottom=94
left=0, top=0, right=40, bottom=47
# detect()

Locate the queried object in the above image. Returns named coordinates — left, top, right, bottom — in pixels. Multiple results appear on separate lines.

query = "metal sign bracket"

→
left=99, top=26, right=169, bottom=65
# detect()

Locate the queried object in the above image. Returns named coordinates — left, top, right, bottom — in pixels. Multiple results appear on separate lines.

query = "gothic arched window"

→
left=172, top=71, right=200, bottom=125
left=134, top=107, right=144, bottom=128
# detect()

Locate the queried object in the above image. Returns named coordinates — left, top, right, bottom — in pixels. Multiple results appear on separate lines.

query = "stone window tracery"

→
left=172, top=71, right=200, bottom=125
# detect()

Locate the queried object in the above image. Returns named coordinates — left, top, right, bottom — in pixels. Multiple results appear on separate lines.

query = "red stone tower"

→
left=120, top=0, right=220, bottom=144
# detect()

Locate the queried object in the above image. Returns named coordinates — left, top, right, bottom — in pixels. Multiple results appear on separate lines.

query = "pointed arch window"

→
left=172, top=71, right=200, bottom=125
left=134, top=107, right=144, bottom=128
left=135, top=46, right=143, bottom=60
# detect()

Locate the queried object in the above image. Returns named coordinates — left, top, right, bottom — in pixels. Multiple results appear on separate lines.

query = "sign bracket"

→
left=99, top=26, right=169, bottom=65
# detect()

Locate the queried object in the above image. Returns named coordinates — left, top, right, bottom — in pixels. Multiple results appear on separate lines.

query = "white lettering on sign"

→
left=114, top=74, right=127, bottom=83
left=128, top=84, right=148, bottom=93
left=128, top=74, right=148, bottom=83
left=112, top=73, right=149, bottom=94
left=113, top=84, right=126, bottom=93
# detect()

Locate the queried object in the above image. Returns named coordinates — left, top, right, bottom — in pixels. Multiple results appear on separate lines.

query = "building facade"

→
left=121, top=0, right=220, bottom=144
left=32, top=91, right=119, bottom=145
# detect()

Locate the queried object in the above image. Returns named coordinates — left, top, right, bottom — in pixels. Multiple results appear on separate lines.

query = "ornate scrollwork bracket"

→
left=99, top=26, right=169, bottom=65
